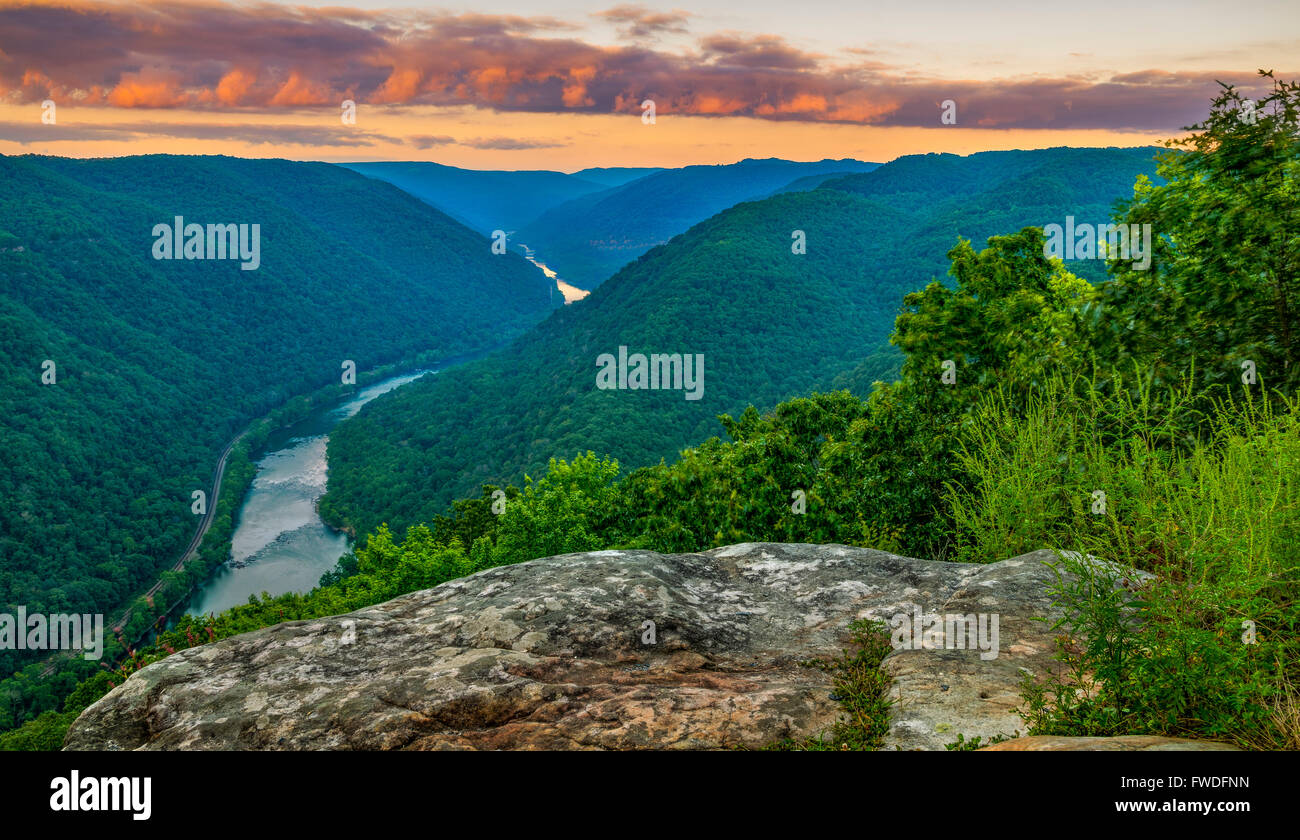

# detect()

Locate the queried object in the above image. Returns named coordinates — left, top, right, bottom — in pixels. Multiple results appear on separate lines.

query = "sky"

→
left=0, top=0, right=1295, bottom=170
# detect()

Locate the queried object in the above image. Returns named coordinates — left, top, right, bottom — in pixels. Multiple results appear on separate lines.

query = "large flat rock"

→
left=65, top=543, right=1077, bottom=751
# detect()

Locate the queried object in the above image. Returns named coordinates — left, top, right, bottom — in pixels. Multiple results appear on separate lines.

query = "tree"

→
left=893, top=227, right=1097, bottom=404
left=1095, top=70, right=1300, bottom=392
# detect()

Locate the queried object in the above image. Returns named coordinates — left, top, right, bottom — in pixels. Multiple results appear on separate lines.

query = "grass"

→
left=947, top=373, right=1300, bottom=749
left=767, top=619, right=895, bottom=751
left=944, top=732, right=1017, bottom=751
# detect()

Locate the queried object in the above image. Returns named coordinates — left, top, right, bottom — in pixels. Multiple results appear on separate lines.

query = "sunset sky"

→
left=1, top=0, right=1296, bottom=169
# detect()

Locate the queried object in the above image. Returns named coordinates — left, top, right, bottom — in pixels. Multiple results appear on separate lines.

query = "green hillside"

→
left=767, top=169, right=872, bottom=196
left=320, top=147, right=1162, bottom=540
left=0, top=153, right=554, bottom=686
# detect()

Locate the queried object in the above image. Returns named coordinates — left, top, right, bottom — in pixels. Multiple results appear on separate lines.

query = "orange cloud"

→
left=214, top=68, right=255, bottom=106
left=562, top=66, right=597, bottom=107
left=678, top=93, right=748, bottom=115
left=106, top=71, right=185, bottom=107
left=268, top=70, right=333, bottom=107
left=372, top=67, right=422, bottom=104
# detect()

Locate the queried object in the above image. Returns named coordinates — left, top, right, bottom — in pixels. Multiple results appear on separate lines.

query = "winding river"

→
left=182, top=368, right=433, bottom=617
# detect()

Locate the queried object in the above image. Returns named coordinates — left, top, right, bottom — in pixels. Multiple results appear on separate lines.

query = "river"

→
left=182, top=368, right=432, bottom=617
left=516, top=243, right=590, bottom=304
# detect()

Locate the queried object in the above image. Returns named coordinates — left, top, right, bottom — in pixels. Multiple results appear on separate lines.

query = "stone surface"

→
left=66, top=543, right=1086, bottom=751
left=979, top=735, right=1242, bottom=751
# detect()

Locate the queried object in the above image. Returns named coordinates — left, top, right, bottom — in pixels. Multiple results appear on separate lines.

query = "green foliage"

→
left=849, top=226, right=1104, bottom=558
left=0, top=710, right=71, bottom=751
left=1094, top=71, right=1300, bottom=393
left=605, top=386, right=953, bottom=560
left=610, top=393, right=869, bottom=551
left=933, top=78, right=1300, bottom=748
left=0, top=670, right=115, bottom=751
left=949, top=377, right=1299, bottom=748
left=943, top=732, right=1016, bottom=751
left=894, top=228, right=1098, bottom=399
left=492, top=454, right=622, bottom=566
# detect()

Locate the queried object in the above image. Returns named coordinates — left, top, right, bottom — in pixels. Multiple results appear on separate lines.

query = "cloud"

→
left=0, top=119, right=402, bottom=146
left=461, top=136, right=565, bottom=150
left=594, top=5, right=690, bottom=40
left=430, top=13, right=577, bottom=39
left=408, top=134, right=457, bottom=149
left=699, top=34, right=822, bottom=70
left=0, top=1, right=1283, bottom=132
left=104, top=70, right=187, bottom=108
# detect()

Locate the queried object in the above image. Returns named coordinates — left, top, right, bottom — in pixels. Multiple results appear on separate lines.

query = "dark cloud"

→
left=0, top=119, right=401, bottom=146
left=594, top=5, right=690, bottom=40
left=408, top=134, right=457, bottom=148
left=0, top=2, right=1282, bottom=131
left=424, top=13, right=579, bottom=39
left=0, top=120, right=122, bottom=143
left=699, top=34, right=822, bottom=70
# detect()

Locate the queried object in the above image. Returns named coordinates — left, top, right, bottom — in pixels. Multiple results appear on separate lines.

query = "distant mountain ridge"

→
left=516, top=157, right=882, bottom=289
left=571, top=167, right=664, bottom=187
left=337, top=162, right=666, bottom=235
left=338, top=161, right=609, bottom=234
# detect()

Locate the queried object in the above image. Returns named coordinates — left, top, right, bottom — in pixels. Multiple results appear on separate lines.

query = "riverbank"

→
left=181, top=368, right=436, bottom=617
left=33, top=345, right=499, bottom=678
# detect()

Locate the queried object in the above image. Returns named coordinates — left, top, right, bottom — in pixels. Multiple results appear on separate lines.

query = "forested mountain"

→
left=339, top=161, right=610, bottom=233
left=0, top=153, right=554, bottom=681
left=516, top=157, right=882, bottom=289
left=571, top=167, right=664, bottom=187
left=767, top=169, right=873, bottom=196
left=825, top=146, right=1165, bottom=284
left=321, top=146, right=1162, bottom=540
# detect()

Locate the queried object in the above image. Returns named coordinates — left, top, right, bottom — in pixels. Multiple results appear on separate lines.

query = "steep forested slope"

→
left=767, top=170, right=872, bottom=196
left=0, top=154, right=554, bottom=677
left=517, top=157, right=881, bottom=289
left=824, top=146, right=1164, bottom=283
left=322, top=146, right=1162, bottom=540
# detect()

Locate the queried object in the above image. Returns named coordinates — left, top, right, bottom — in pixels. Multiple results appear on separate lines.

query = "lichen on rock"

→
left=65, top=543, right=1094, bottom=751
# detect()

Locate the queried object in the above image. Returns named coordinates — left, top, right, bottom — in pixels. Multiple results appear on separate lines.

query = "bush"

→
left=948, top=374, right=1300, bottom=747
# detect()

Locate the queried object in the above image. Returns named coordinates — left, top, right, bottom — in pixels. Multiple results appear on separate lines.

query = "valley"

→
left=0, top=154, right=557, bottom=732
left=319, top=147, right=1165, bottom=541
left=516, top=243, right=590, bottom=303
left=0, top=3, right=1294, bottom=827
left=0, top=79, right=1295, bottom=760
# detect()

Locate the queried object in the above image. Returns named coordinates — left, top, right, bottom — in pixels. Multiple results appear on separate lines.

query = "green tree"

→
left=1095, top=70, right=1300, bottom=392
left=893, top=227, right=1098, bottom=404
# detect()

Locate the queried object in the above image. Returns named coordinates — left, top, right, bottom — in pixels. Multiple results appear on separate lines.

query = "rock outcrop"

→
left=66, top=543, right=1088, bottom=751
